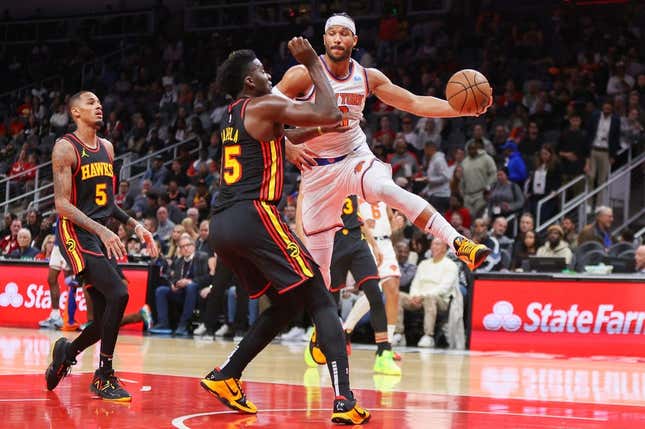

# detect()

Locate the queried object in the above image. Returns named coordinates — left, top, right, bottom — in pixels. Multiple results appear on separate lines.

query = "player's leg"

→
left=381, top=277, right=400, bottom=341
left=40, top=248, right=65, bottom=328
left=303, top=228, right=337, bottom=289
left=360, top=160, right=491, bottom=268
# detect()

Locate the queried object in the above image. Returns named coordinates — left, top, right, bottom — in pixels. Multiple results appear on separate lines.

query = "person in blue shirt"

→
left=9, top=228, right=39, bottom=259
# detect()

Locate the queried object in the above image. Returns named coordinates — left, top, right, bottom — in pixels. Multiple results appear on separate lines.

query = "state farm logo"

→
left=0, top=282, right=24, bottom=308
left=483, top=301, right=522, bottom=332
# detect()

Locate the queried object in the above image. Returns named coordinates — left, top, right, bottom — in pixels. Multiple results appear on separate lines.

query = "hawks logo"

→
left=287, top=242, right=300, bottom=258
left=66, top=238, right=76, bottom=252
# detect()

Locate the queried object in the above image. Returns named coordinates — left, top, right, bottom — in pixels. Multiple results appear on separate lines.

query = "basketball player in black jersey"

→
left=45, top=91, right=157, bottom=401
left=199, top=38, right=369, bottom=425
left=303, top=195, right=400, bottom=376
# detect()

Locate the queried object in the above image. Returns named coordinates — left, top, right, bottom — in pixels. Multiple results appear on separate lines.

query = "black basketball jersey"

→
left=64, top=133, right=115, bottom=221
left=213, top=97, right=285, bottom=212
left=340, top=195, right=362, bottom=231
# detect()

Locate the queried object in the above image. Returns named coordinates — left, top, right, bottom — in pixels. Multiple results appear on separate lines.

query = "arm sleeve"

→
left=112, top=204, right=132, bottom=225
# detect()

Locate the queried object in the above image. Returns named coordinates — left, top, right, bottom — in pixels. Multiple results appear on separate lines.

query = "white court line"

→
left=0, top=399, right=49, bottom=402
left=171, top=407, right=607, bottom=428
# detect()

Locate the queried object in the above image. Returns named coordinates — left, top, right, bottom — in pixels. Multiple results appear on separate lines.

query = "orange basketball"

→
left=445, top=69, right=492, bottom=115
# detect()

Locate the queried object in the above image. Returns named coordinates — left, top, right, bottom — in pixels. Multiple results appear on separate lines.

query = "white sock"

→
left=343, top=293, right=370, bottom=332
left=387, top=324, right=396, bottom=344
left=425, top=212, right=462, bottom=250
left=51, top=309, right=60, bottom=317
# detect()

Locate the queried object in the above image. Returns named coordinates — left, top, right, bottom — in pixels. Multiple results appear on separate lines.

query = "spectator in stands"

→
left=578, top=206, right=615, bottom=249
left=181, top=217, right=199, bottom=241
left=461, top=141, right=497, bottom=217
left=23, top=209, right=40, bottom=242
left=527, top=143, right=562, bottom=222
left=511, top=230, right=538, bottom=271
left=606, top=61, right=634, bottom=97
left=165, top=224, right=186, bottom=262
left=186, top=207, right=200, bottom=226
left=417, top=118, right=442, bottom=154
left=465, top=124, right=495, bottom=157
left=373, top=116, right=396, bottom=144
left=490, top=216, right=514, bottom=251
left=151, top=234, right=210, bottom=336
left=34, top=234, right=55, bottom=261
left=510, top=212, right=536, bottom=267
left=189, top=179, right=211, bottom=221
left=449, top=212, right=471, bottom=239
left=536, top=224, right=573, bottom=265
left=165, top=159, right=191, bottom=188
left=195, top=220, right=212, bottom=255
left=420, top=141, right=450, bottom=213
left=445, top=194, right=471, bottom=230
left=492, top=124, right=509, bottom=155
left=0, top=213, right=16, bottom=238
left=167, top=179, right=187, bottom=211
left=519, top=121, right=542, bottom=167
left=388, top=135, right=419, bottom=180
left=144, top=155, right=169, bottom=191
left=636, top=245, right=645, bottom=274
left=557, top=113, right=589, bottom=186
left=400, top=115, right=422, bottom=155
left=158, top=193, right=184, bottom=225
left=500, top=140, right=528, bottom=185
left=586, top=101, right=620, bottom=206
left=8, top=146, right=36, bottom=195
left=115, top=180, right=133, bottom=209
left=449, top=164, right=464, bottom=198
left=395, top=241, right=417, bottom=294
left=472, top=218, right=501, bottom=272
left=487, top=167, right=525, bottom=218
left=9, top=228, right=39, bottom=259
left=126, top=235, right=143, bottom=259
left=561, top=216, right=578, bottom=250
left=409, top=231, right=431, bottom=265
left=396, top=238, right=459, bottom=348
left=0, top=218, right=21, bottom=256
left=49, top=104, right=69, bottom=135
left=132, top=179, right=153, bottom=217
left=156, top=206, right=176, bottom=243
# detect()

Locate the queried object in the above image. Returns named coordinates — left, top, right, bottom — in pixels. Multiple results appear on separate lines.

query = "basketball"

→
left=445, top=69, right=492, bottom=115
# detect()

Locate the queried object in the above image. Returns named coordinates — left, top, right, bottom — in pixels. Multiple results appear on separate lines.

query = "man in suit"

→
left=150, top=234, right=210, bottom=336
left=586, top=101, right=620, bottom=206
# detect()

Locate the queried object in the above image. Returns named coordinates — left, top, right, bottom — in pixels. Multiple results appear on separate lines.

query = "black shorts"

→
left=209, top=200, right=317, bottom=299
left=330, top=228, right=379, bottom=292
left=56, top=217, right=109, bottom=275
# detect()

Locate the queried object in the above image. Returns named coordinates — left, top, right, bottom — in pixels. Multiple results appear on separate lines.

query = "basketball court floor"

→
left=1, top=326, right=644, bottom=428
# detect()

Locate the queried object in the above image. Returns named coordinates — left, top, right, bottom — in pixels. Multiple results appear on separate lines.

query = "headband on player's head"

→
left=325, top=15, right=356, bottom=35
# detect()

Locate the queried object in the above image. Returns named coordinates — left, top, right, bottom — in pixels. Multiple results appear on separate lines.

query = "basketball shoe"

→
left=454, top=237, right=491, bottom=270
left=331, top=392, right=370, bottom=425
left=90, top=369, right=131, bottom=402
left=200, top=368, right=257, bottom=414
left=373, top=350, right=401, bottom=376
left=304, top=328, right=352, bottom=368
left=45, top=337, right=77, bottom=390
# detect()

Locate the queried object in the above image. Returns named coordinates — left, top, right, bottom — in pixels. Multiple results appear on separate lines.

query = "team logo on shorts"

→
left=287, top=242, right=300, bottom=258
left=66, top=238, right=76, bottom=252
left=354, top=161, right=365, bottom=174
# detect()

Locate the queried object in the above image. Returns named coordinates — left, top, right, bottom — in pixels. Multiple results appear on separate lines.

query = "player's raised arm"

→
left=367, top=68, right=483, bottom=118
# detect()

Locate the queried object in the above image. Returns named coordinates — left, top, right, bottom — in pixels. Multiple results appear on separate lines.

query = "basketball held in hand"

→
left=445, top=69, right=492, bottom=115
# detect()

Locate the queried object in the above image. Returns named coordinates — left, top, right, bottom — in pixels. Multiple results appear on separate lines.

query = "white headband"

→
left=325, top=15, right=356, bottom=35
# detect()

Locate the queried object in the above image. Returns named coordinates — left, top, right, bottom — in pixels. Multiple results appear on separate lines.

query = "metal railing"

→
left=535, top=174, right=588, bottom=230
left=119, top=136, right=201, bottom=182
left=535, top=151, right=645, bottom=234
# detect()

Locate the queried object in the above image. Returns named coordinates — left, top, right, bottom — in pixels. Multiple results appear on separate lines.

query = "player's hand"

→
left=286, top=140, right=317, bottom=170
left=288, top=37, right=317, bottom=67
left=135, top=224, right=158, bottom=258
left=98, top=226, right=126, bottom=260
left=474, top=86, right=494, bottom=116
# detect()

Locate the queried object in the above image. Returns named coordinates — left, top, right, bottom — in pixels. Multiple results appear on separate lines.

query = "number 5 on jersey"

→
left=223, top=144, right=242, bottom=185
left=95, top=183, right=107, bottom=206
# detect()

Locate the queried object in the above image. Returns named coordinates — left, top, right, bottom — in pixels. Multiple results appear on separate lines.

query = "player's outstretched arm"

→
left=52, top=138, right=126, bottom=259
left=368, top=68, right=475, bottom=118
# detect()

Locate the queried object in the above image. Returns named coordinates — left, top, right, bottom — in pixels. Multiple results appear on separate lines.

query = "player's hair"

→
left=67, top=90, right=90, bottom=116
left=216, top=49, right=257, bottom=98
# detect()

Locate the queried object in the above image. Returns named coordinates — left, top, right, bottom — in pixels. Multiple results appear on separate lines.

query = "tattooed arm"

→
left=52, top=138, right=126, bottom=259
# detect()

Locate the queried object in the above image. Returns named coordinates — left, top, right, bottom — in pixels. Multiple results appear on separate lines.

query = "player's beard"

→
left=326, top=45, right=351, bottom=63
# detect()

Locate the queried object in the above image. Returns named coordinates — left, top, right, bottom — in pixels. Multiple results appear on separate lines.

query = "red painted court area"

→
left=2, top=371, right=645, bottom=429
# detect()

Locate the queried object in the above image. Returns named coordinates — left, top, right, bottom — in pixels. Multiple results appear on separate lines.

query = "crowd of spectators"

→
left=1, top=2, right=644, bottom=343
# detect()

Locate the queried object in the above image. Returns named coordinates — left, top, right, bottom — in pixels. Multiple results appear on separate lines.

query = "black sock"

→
left=99, top=353, right=113, bottom=374
left=376, top=341, right=392, bottom=355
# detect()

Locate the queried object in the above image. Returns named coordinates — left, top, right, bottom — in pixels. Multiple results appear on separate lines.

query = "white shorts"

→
left=48, top=244, right=68, bottom=271
left=375, top=238, right=401, bottom=280
left=300, top=145, right=392, bottom=236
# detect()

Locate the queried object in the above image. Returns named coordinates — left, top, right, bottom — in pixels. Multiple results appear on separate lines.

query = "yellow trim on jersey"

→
left=268, top=139, right=278, bottom=200
left=60, top=218, right=84, bottom=272
left=260, top=201, right=313, bottom=278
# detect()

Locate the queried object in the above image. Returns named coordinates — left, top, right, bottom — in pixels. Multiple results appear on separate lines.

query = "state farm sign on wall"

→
left=470, top=278, right=645, bottom=357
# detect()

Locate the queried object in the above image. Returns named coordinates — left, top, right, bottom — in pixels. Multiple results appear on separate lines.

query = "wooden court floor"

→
left=1, top=326, right=645, bottom=428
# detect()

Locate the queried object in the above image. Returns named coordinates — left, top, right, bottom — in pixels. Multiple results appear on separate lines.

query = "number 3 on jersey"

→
left=342, top=197, right=354, bottom=214
left=223, top=144, right=242, bottom=184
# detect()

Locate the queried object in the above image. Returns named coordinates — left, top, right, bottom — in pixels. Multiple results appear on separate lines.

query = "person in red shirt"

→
left=445, top=194, right=472, bottom=229
left=0, top=218, right=21, bottom=256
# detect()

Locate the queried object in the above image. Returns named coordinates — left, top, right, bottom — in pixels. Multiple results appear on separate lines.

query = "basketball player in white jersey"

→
left=276, top=13, right=492, bottom=291
left=341, top=200, right=400, bottom=345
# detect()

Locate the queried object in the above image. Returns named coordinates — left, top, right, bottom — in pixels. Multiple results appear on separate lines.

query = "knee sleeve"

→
left=362, top=170, right=427, bottom=222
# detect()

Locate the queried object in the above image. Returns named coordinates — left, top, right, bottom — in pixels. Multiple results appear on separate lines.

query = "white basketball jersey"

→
left=359, top=201, right=391, bottom=237
left=298, top=56, right=369, bottom=158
